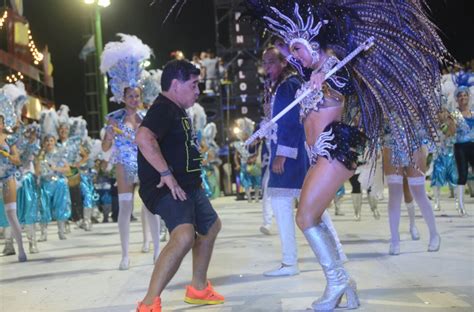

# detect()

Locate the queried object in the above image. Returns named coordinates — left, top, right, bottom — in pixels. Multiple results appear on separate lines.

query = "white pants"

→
left=271, top=196, right=298, bottom=265
left=261, top=167, right=273, bottom=227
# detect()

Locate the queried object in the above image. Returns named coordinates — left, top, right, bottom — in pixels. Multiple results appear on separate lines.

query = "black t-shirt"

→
left=138, top=94, right=203, bottom=209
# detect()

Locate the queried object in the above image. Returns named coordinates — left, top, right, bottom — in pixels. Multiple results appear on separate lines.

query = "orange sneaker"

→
left=136, top=297, right=161, bottom=312
left=184, top=281, right=224, bottom=305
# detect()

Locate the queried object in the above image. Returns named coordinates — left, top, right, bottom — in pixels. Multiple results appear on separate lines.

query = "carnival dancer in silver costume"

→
left=0, top=84, right=27, bottom=262
left=101, top=34, right=161, bottom=270
left=244, top=0, right=451, bottom=309
left=16, top=123, right=41, bottom=253
left=383, top=122, right=440, bottom=255
left=201, top=122, right=221, bottom=199
left=36, top=132, right=72, bottom=241
left=431, top=108, right=458, bottom=212
left=56, top=107, right=89, bottom=229
left=233, top=117, right=262, bottom=202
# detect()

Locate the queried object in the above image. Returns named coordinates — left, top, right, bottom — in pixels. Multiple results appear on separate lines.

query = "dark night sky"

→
left=21, top=0, right=474, bottom=118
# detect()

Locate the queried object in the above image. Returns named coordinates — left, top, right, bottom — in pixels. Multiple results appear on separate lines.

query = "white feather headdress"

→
left=100, top=33, right=152, bottom=103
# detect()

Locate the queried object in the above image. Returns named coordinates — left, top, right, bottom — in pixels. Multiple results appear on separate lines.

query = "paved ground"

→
left=1, top=188, right=473, bottom=312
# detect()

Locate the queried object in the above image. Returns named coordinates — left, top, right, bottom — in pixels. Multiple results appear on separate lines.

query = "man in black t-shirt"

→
left=136, top=60, right=224, bottom=312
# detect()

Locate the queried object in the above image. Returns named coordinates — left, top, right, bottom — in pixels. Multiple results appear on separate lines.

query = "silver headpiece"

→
left=263, top=3, right=327, bottom=52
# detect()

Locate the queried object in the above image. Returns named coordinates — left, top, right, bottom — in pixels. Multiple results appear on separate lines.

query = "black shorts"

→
left=149, top=188, right=218, bottom=235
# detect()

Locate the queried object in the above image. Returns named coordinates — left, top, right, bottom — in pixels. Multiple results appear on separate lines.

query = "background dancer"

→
left=0, top=89, right=27, bottom=262
left=452, top=73, right=474, bottom=215
left=100, top=34, right=161, bottom=270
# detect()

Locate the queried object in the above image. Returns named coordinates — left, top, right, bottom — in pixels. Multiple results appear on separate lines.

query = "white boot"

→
left=468, top=180, right=474, bottom=198
left=38, top=223, right=48, bottom=242
left=334, top=196, right=345, bottom=216
left=57, top=221, right=67, bottom=240
left=2, top=228, right=15, bottom=256
left=159, top=218, right=167, bottom=242
left=245, top=188, right=252, bottom=203
left=83, top=209, right=92, bottom=231
left=27, top=224, right=39, bottom=254
left=351, top=193, right=362, bottom=221
left=254, top=187, right=261, bottom=203
left=457, top=185, right=467, bottom=216
left=406, top=201, right=420, bottom=240
left=433, top=186, right=441, bottom=211
left=368, top=194, right=380, bottom=220
left=304, top=224, right=359, bottom=311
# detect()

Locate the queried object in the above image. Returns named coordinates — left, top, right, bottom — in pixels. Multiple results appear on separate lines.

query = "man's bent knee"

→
left=170, top=224, right=195, bottom=251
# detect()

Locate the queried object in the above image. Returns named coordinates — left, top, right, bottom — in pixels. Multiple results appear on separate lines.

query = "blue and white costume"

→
left=38, top=148, right=71, bottom=224
left=16, top=125, right=41, bottom=225
left=107, top=108, right=147, bottom=184
left=201, top=122, right=221, bottom=199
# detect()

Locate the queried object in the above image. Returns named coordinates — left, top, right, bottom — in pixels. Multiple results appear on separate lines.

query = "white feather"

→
left=100, top=33, right=152, bottom=73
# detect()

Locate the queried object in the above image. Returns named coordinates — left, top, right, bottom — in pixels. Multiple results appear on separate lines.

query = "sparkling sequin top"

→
left=295, top=56, right=352, bottom=122
left=107, top=108, right=146, bottom=181
left=39, top=149, right=67, bottom=180
left=57, top=136, right=83, bottom=165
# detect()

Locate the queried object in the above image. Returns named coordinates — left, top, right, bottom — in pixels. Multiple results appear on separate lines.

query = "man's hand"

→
left=157, top=175, right=187, bottom=201
left=272, top=156, right=286, bottom=174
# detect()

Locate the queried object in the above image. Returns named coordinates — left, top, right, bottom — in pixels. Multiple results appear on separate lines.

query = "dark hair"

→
left=263, top=46, right=286, bottom=62
left=161, top=59, right=200, bottom=92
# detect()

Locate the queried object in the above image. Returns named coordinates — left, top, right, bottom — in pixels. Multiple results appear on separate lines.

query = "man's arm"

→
left=136, top=126, right=187, bottom=201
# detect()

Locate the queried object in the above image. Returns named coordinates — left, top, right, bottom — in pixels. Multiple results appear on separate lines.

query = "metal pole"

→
left=94, top=4, right=108, bottom=123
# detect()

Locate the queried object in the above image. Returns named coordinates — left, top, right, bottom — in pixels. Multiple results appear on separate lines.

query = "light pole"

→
left=84, top=0, right=110, bottom=124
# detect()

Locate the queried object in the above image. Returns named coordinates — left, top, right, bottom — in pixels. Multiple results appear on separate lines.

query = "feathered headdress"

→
left=2, top=81, right=28, bottom=120
left=235, top=117, right=255, bottom=140
left=39, top=108, right=59, bottom=139
left=244, top=0, right=453, bottom=163
left=452, top=71, right=474, bottom=98
left=141, top=69, right=162, bottom=105
left=0, top=93, right=16, bottom=132
left=100, top=33, right=152, bottom=103
left=70, top=116, right=88, bottom=141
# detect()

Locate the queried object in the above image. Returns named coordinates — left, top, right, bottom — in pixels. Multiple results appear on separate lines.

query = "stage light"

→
left=233, top=127, right=241, bottom=135
left=98, top=0, right=111, bottom=7
left=143, top=60, right=151, bottom=68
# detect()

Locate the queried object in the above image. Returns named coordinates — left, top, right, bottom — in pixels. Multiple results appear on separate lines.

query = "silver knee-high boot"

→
left=83, top=209, right=92, bottom=231
left=368, top=194, right=380, bottom=220
left=2, top=228, right=15, bottom=256
left=38, top=223, right=48, bottom=242
left=57, top=221, right=67, bottom=240
left=304, top=223, right=359, bottom=311
left=457, top=185, right=467, bottom=216
left=26, top=224, right=39, bottom=254
left=351, top=194, right=362, bottom=221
